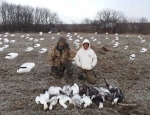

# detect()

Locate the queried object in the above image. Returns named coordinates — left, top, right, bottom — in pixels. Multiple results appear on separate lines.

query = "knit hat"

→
left=58, top=37, right=66, bottom=44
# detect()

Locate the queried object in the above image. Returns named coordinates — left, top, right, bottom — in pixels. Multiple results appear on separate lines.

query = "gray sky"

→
left=6, top=0, right=150, bottom=24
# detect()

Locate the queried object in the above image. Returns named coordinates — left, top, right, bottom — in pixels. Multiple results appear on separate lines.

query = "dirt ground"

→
left=0, top=32, right=150, bottom=115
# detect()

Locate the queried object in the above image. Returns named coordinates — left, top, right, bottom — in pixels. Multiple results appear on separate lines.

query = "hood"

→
left=82, top=39, right=90, bottom=48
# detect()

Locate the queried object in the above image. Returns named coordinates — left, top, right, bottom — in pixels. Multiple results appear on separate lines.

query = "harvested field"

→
left=0, top=32, right=150, bottom=115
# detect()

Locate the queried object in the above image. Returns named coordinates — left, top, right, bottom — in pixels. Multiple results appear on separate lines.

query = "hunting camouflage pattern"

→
left=49, top=45, right=76, bottom=67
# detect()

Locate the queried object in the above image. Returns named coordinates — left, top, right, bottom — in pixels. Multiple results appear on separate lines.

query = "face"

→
left=59, top=42, right=65, bottom=47
left=83, top=43, right=89, bottom=50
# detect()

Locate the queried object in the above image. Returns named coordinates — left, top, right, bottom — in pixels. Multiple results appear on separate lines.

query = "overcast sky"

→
left=5, top=0, right=150, bottom=24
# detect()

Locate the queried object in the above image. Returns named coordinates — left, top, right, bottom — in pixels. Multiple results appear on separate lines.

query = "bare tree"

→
left=95, top=9, right=125, bottom=33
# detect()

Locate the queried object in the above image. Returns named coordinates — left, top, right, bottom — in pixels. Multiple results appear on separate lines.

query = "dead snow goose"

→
left=82, top=94, right=92, bottom=108
left=57, top=94, right=70, bottom=109
left=17, top=63, right=35, bottom=73
left=62, top=85, right=72, bottom=96
left=35, top=91, right=49, bottom=110
left=48, top=86, right=62, bottom=96
left=71, top=83, right=79, bottom=95
left=5, top=53, right=18, bottom=59
left=48, top=96, right=59, bottom=111
left=70, top=94, right=83, bottom=108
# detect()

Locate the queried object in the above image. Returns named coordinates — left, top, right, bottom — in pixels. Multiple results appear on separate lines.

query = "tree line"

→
left=0, top=1, right=150, bottom=34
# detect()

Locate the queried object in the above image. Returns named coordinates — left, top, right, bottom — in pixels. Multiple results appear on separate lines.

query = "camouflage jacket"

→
left=49, top=45, right=76, bottom=67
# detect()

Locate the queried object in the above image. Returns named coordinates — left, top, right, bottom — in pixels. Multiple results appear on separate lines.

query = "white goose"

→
left=10, top=40, right=16, bottom=43
left=40, top=38, right=44, bottom=40
left=62, top=85, right=72, bottom=96
left=140, top=48, right=147, bottom=52
left=48, top=86, right=62, bottom=96
left=57, top=94, right=70, bottom=109
left=0, top=47, right=4, bottom=51
left=71, top=83, right=79, bottom=95
left=48, top=96, right=58, bottom=111
left=2, top=45, right=9, bottom=49
left=5, top=53, right=18, bottom=59
left=70, top=94, right=83, bottom=107
left=82, top=94, right=92, bottom=108
left=35, top=91, right=49, bottom=110
left=39, top=48, right=47, bottom=53
left=17, top=63, right=35, bottom=73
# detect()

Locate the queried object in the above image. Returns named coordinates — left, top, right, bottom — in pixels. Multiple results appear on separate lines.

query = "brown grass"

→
left=0, top=33, right=150, bottom=115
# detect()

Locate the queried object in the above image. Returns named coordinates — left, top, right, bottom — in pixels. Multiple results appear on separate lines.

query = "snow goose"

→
left=40, top=38, right=44, bottom=40
left=48, top=86, right=62, bottom=96
left=5, top=53, right=18, bottom=59
left=10, top=40, right=16, bottom=43
left=124, top=45, right=128, bottom=49
left=34, top=39, right=38, bottom=42
left=71, top=83, right=79, bottom=95
left=29, top=38, right=33, bottom=41
left=62, top=85, right=72, bottom=96
left=51, top=37, right=55, bottom=39
left=17, top=63, right=35, bottom=73
left=48, top=96, right=58, bottom=111
left=39, top=48, right=47, bottom=53
left=91, top=94, right=104, bottom=109
left=104, top=78, right=124, bottom=104
left=57, top=94, right=70, bottom=109
left=35, top=91, right=49, bottom=110
left=0, top=47, right=4, bottom=51
left=25, top=47, right=33, bottom=52
left=82, top=94, right=92, bottom=108
left=39, top=32, right=43, bottom=35
left=70, top=94, right=83, bottom=108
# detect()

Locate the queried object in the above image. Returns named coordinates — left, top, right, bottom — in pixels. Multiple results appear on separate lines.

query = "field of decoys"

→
left=0, top=31, right=150, bottom=115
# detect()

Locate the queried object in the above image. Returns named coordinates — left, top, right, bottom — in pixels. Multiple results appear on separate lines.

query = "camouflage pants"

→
left=77, top=67, right=96, bottom=84
left=51, top=62, right=74, bottom=79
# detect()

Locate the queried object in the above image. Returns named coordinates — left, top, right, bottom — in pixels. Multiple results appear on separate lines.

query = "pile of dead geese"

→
left=35, top=79, right=124, bottom=111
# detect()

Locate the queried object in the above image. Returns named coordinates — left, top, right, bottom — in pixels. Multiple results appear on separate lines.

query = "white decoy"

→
left=3, top=45, right=9, bottom=49
left=51, top=37, right=55, bottom=39
left=124, top=45, right=128, bottom=49
left=48, top=31, right=51, bottom=33
left=95, top=32, right=97, bottom=34
left=25, top=47, right=33, bottom=52
left=68, top=37, right=72, bottom=41
left=77, top=35, right=80, bottom=38
left=57, top=33, right=60, bottom=35
left=79, top=37, right=83, bottom=39
left=0, top=38, right=2, bottom=40
left=70, top=94, right=83, bottom=107
left=93, top=38, right=97, bottom=41
left=48, top=86, right=62, bottom=96
left=90, top=37, right=94, bottom=39
left=26, top=34, right=30, bottom=37
left=115, top=36, right=119, bottom=40
left=5, top=53, right=18, bottom=59
left=34, top=39, right=38, bottom=42
left=113, top=42, right=119, bottom=47
left=35, top=91, right=49, bottom=110
left=97, top=41, right=101, bottom=44
left=105, top=37, right=108, bottom=39
left=74, top=33, right=77, bottom=35
left=26, top=37, right=29, bottom=39
left=140, top=48, right=147, bottom=52
left=20, top=35, right=25, bottom=38
left=141, top=39, right=145, bottom=43
left=82, top=94, right=92, bottom=108
left=29, top=38, right=33, bottom=41
left=0, top=42, right=2, bottom=44
left=62, top=85, right=72, bottom=96
left=40, top=38, right=44, bottom=40
left=5, top=32, right=9, bottom=35
left=48, top=96, right=58, bottom=111
left=17, top=63, right=35, bottom=73
left=106, top=32, right=108, bottom=35
left=10, top=40, right=16, bottom=43
left=34, top=44, right=41, bottom=47
left=57, top=94, right=70, bottom=109
left=3, top=38, right=9, bottom=43
left=39, top=32, right=43, bottom=35
left=138, top=35, right=141, bottom=38
left=0, top=47, right=4, bottom=51
left=39, top=48, right=47, bottom=53
left=126, top=35, right=128, bottom=37
left=130, top=54, right=135, bottom=60
left=4, top=35, right=8, bottom=37
left=67, top=33, right=70, bottom=35
left=115, top=33, right=118, bottom=36
left=71, top=83, right=79, bottom=95
left=11, top=34, right=15, bottom=37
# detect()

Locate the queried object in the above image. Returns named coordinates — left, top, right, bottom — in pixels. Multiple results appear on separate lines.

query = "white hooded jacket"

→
left=75, top=39, right=97, bottom=70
